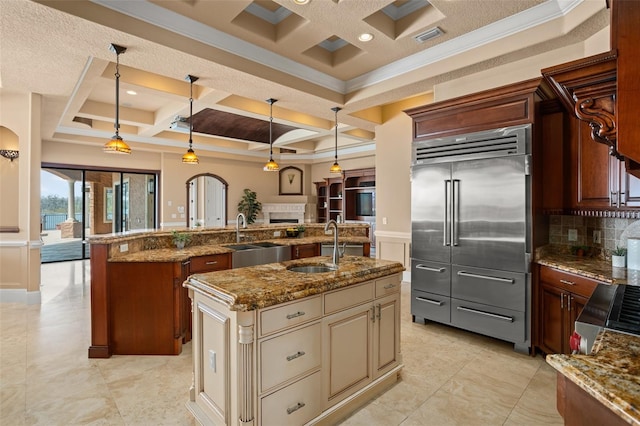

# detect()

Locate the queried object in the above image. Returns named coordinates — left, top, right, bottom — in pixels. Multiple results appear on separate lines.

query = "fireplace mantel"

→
left=262, top=203, right=306, bottom=224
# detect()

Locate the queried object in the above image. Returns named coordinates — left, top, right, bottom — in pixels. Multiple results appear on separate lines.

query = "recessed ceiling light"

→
left=358, top=33, right=374, bottom=42
left=126, top=90, right=137, bottom=95
left=293, top=0, right=310, bottom=4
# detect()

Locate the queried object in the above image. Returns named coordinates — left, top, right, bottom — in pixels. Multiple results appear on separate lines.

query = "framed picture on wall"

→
left=279, top=166, right=303, bottom=195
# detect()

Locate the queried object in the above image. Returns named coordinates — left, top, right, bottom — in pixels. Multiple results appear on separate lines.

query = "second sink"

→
left=226, top=243, right=291, bottom=268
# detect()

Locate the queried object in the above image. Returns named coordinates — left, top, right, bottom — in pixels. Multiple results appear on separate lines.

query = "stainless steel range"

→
left=410, top=124, right=532, bottom=353
left=573, top=284, right=640, bottom=354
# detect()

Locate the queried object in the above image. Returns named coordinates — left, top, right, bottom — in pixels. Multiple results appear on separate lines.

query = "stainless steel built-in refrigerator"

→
left=410, top=125, right=532, bottom=353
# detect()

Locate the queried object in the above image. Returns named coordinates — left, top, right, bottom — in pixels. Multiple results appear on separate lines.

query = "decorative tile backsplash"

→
left=548, top=215, right=640, bottom=257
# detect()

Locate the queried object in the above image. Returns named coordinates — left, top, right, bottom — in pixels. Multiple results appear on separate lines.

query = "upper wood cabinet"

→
left=405, top=78, right=546, bottom=141
left=570, top=117, right=640, bottom=209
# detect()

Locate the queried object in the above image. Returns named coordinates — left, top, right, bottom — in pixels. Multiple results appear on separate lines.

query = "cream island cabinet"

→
left=184, top=256, right=404, bottom=426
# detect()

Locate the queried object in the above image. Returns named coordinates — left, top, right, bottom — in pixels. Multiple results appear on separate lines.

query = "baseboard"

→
left=0, top=288, right=41, bottom=304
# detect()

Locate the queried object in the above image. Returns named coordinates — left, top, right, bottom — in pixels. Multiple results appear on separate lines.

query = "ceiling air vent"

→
left=414, top=27, right=443, bottom=43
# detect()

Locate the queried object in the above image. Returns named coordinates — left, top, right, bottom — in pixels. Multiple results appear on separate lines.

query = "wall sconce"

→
left=0, top=150, right=19, bottom=161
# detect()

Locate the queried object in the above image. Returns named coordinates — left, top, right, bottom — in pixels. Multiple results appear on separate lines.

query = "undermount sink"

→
left=287, top=264, right=337, bottom=273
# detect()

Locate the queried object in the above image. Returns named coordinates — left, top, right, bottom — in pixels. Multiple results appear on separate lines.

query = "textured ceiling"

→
left=0, top=0, right=609, bottom=163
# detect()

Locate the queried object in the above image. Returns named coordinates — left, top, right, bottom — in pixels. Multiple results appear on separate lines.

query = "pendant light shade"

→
left=330, top=106, right=342, bottom=174
left=182, top=75, right=200, bottom=164
left=104, top=44, right=131, bottom=154
left=263, top=98, right=279, bottom=171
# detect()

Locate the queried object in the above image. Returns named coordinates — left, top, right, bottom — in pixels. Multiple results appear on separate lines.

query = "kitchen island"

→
left=547, top=330, right=640, bottom=425
left=87, top=223, right=371, bottom=358
left=184, top=255, right=404, bottom=426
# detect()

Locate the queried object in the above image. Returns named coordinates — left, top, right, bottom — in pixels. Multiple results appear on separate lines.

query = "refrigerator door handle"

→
left=444, top=180, right=451, bottom=246
left=452, top=179, right=460, bottom=246
left=457, top=271, right=515, bottom=284
left=416, top=264, right=446, bottom=273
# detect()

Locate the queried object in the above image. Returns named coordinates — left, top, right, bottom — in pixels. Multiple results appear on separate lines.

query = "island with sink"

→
left=184, top=254, right=404, bottom=426
left=86, top=223, right=372, bottom=359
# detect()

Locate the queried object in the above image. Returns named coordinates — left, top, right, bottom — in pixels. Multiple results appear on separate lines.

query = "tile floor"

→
left=0, top=261, right=563, bottom=425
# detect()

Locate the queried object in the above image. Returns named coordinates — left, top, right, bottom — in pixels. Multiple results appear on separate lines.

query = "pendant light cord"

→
left=269, top=99, right=274, bottom=159
left=334, top=107, right=338, bottom=162
left=189, top=78, right=193, bottom=147
left=114, top=52, right=120, bottom=137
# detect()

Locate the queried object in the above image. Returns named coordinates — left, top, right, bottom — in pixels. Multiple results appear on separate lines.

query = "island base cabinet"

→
left=186, top=273, right=403, bottom=426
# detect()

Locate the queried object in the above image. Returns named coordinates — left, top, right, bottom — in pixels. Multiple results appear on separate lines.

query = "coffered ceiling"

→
left=0, top=0, right=609, bottom=163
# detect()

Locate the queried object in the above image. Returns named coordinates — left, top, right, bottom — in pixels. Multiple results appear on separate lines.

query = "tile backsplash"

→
left=548, top=215, right=640, bottom=257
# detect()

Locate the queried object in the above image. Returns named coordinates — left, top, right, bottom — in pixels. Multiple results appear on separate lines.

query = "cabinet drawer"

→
left=324, top=281, right=374, bottom=315
left=411, top=290, right=450, bottom=323
left=190, top=254, right=230, bottom=273
left=539, top=266, right=600, bottom=298
left=375, top=275, right=400, bottom=298
left=452, top=265, right=526, bottom=312
left=259, top=322, right=321, bottom=393
left=451, top=298, right=526, bottom=343
left=261, top=371, right=322, bottom=426
left=259, top=295, right=322, bottom=337
left=411, top=259, right=450, bottom=296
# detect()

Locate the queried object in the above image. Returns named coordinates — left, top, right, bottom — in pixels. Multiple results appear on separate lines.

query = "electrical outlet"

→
left=119, top=243, right=128, bottom=252
left=274, top=230, right=281, bottom=237
left=568, top=229, right=578, bottom=242
left=325, top=229, right=333, bottom=235
left=593, top=230, right=602, bottom=244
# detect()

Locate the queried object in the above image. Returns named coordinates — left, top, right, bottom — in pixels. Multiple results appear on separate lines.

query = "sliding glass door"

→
left=41, top=166, right=157, bottom=263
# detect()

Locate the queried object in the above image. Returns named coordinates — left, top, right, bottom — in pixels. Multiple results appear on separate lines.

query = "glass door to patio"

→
left=40, top=167, right=157, bottom=263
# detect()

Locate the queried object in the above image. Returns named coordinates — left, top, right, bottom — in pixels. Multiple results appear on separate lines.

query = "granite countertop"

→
left=109, top=236, right=372, bottom=263
left=185, top=255, right=405, bottom=311
left=88, top=223, right=369, bottom=244
left=546, top=330, right=640, bottom=425
left=535, top=246, right=635, bottom=284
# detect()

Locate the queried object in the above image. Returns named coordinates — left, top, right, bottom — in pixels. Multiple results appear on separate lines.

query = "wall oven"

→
left=573, top=284, right=640, bottom=354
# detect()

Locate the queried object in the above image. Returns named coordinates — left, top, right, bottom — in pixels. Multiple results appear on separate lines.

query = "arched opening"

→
left=186, top=173, right=229, bottom=228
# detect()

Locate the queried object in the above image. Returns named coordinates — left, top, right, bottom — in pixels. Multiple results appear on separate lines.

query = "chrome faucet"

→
left=324, top=219, right=344, bottom=267
left=236, top=213, right=246, bottom=243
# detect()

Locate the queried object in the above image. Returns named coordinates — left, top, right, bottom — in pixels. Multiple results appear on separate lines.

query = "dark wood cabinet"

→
left=89, top=248, right=231, bottom=358
left=316, top=170, right=375, bottom=223
left=343, top=168, right=375, bottom=221
left=108, top=261, right=188, bottom=355
left=314, top=177, right=343, bottom=223
left=556, top=373, right=629, bottom=426
left=571, top=118, right=640, bottom=209
left=315, top=181, right=328, bottom=223
left=291, top=243, right=320, bottom=259
left=536, top=265, right=599, bottom=355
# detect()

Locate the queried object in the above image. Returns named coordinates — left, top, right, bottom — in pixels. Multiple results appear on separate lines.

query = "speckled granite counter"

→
left=107, top=236, right=371, bottom=263
left=547, top=330, right=640, bottom=425
left=536, top=246, right=634, bottom=284
left=186, top=255, right=405, bottom=311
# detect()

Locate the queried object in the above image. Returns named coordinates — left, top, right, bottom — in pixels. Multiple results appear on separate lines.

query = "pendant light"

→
left=263, top=98, right=279, bottom=171
left=104, top=44, right=132, bottom=154
left=182, top=75, right=200, bottom=164
left=330, top=106, right=342, bottom=174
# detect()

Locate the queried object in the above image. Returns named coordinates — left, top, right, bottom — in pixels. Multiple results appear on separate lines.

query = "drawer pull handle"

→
left=383, top=283, right=395, bottom=289
left=457, top=271, right=514, bottom=284
left=456, top=306, right=514, bottom=322
left=286, top=402, right=306, bottom=415
left=415, top=296, right=443, bottom=306
left=559, top=279, right=575, bottom=286
left=205, top=261, right=218, bottom=265
left=286, top=311, right=305, bottom=320
left=286, top=351, right=306, bottom=362
left=416, top=265, right=446, bottom=273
